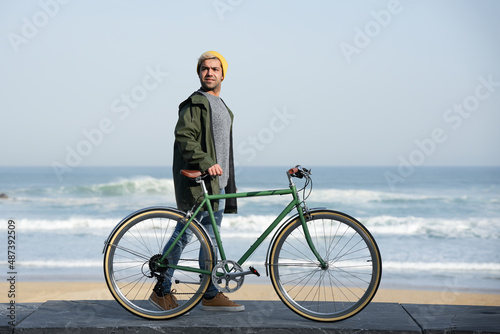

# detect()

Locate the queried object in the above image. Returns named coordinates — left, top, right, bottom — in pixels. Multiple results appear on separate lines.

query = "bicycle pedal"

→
left=249, top=266, right=261, bottom=277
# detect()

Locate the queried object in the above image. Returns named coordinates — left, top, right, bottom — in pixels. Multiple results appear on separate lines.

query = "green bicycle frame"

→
left=161, top=179, right=327, bottom=275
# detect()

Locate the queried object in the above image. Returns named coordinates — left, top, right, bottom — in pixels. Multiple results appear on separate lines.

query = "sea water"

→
left=1, top=166, right=499, bottom=293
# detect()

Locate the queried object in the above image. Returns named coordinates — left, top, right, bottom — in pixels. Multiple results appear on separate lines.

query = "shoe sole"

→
left=148, top=297, right=167, bottom=311
left=201, top=305, right=245, bottom=312
left=148, top=298, right=190, bottom=315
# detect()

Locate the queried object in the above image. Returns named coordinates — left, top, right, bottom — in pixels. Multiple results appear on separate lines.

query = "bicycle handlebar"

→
left=288, top=165, right=311, bottom=179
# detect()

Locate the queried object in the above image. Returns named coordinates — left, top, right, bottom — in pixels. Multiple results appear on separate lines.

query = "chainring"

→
left=211, top=260, right=244, bottom=293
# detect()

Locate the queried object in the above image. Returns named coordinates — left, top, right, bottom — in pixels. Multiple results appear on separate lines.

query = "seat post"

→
left=198, top=177, right=209, bottom=194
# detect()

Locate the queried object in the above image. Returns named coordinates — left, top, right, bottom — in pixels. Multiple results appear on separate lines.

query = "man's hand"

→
left=208, top=164, right=223, bottom=176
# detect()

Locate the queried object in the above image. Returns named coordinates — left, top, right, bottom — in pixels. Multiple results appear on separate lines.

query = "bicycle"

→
left=103, top=165, right=382, bottom=322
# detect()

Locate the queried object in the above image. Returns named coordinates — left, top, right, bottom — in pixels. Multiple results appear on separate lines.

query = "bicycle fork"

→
left=287, top=168, right=328, bottom=270
left=297, top=206, right=329, bottom=270
left=288, top=171, right=328, bottom=270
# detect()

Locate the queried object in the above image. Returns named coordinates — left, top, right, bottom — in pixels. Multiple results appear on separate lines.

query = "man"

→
left=149, top=51, right=243, bottom=312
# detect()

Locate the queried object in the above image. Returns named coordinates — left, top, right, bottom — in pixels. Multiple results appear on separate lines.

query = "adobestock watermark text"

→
left=339, top=0, right=414, bottom=64
left=51, top=65, right=169, bottom=182
left=7, top=0, right=72, bottom=53
left=385, top=74, right=499, bottom=190
left=213, top=0, right=243, bottom=21
left=237, top=106, right=295, bottom=163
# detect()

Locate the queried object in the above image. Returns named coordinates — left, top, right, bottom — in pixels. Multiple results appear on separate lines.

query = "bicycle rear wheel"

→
left=269, top=210, right=381, bottom=322
left=103, top=208, right=213, bottom=319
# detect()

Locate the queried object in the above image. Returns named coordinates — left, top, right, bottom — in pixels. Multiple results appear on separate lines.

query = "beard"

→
left=200, top=76, right=222, bottom=92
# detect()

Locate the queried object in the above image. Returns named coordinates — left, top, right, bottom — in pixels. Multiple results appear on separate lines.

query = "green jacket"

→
left=172, top=91, right=237, bottom=214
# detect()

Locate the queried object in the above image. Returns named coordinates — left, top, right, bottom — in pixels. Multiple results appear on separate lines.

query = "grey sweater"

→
left=199, top=90, right=231, bottom=189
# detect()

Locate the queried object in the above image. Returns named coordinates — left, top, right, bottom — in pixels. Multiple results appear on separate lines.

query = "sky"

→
left=1, top=0, right=500, bottom=170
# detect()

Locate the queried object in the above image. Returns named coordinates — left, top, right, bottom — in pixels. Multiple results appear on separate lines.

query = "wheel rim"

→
left=270, top=212, right=381, bottom=321
left=104, top=210, right=213, bottom=318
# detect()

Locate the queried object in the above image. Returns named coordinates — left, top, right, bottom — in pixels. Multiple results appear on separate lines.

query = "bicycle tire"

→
left=269, top=210, right=382, bottom=322
left=103, top=208, right=214, bottom=319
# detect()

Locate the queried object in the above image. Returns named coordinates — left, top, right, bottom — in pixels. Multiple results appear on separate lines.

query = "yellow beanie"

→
left=197, top=51, right=228, bottom=78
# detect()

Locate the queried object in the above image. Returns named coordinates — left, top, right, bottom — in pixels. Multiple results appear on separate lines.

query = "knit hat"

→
left=197, top=51, right=228, bottom=78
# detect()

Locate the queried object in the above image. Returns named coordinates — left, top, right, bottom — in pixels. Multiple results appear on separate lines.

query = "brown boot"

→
left=201, top=292, right=245, bottom=312
left=149, top=290, right=180, bottom=311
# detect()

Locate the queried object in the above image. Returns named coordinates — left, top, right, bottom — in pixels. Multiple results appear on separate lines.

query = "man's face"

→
left=199, top=58, right=224, bottom=93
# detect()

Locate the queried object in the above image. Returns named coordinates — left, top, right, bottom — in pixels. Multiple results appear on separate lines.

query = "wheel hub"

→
left=148, top=254, right=168, bottom=274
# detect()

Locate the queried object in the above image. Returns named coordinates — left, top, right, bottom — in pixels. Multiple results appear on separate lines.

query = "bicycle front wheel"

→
left=269, top=210, right=382, bottom=322
left=103, top=208, right=214, bottom=319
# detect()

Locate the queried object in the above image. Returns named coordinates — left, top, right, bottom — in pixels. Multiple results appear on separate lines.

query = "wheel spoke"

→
left=270, top=212, right=381, bottom=321
left=104, top=210, right=213, bottom=319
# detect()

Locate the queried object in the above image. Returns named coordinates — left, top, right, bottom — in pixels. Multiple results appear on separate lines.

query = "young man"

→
left=149, top=51, right=243, bottom=312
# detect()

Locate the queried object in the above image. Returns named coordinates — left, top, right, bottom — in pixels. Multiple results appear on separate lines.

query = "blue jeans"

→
left=161, top=191, right=225, bottom=299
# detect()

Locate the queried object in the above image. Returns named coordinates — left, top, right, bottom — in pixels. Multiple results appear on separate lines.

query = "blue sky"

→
left=1, top=0, right=499, bottom=169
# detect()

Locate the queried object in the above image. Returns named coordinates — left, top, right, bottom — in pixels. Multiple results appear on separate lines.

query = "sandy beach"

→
left=2, top=282, right=499, bottom=306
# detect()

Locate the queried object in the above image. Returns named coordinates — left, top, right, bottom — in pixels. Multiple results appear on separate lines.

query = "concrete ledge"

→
left=402, top=303, right=500, bottom=333
left=1, top=300, right=499, bottom=333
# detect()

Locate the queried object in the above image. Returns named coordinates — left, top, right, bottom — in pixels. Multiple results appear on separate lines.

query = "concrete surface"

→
left=1, top=300, right=499, bottom=333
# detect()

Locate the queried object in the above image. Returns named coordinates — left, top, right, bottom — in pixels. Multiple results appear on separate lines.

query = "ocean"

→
left=1, top=166, right=499, bottom=294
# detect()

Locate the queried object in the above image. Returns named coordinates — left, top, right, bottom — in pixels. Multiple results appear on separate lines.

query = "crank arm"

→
left=224, top=266, right=261, bottom=280
left=174, top=279, right=201, bottom=285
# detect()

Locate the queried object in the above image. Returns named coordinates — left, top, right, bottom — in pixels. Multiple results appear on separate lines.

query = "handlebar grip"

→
left=288, top=167, right=299, bottom=175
